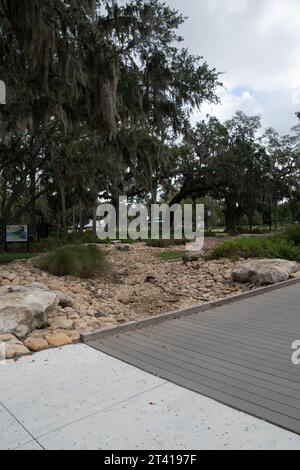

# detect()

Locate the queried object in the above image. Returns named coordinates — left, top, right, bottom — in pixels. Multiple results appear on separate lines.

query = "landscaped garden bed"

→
left=1, top=227, right=300, bottom=359
left=0, top=237, right=259, bottom=358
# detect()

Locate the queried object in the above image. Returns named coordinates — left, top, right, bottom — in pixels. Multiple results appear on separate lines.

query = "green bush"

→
left=157, top=250, right=186, bottom=261
left=282, top=225, right=300, bottom=246
left=35, top=244, right=108, bottom=278
left=209, top=236, right=300, bottom=261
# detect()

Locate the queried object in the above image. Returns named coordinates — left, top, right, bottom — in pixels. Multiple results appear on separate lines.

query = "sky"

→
left=166, top=0, right=300, bottom=134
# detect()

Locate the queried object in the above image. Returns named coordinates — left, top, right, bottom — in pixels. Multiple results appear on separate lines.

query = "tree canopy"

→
left=0, top=0, right=299, bottom=243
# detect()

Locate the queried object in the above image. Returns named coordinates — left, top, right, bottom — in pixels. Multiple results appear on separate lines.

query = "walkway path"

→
left=87, top=283, right=300, bottom=436
left=1, top=344, right=300, bottom=449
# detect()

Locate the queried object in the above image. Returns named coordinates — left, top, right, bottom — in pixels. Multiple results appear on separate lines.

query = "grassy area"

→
left=209, top=233, right=300, bottom=261
left=157, top=250, right=186, bottom=261
left=282, top=225, right=300, bottom=245
left=34, top=244, right=108, bottom=278
left=0, top=252, right=39, bottom=265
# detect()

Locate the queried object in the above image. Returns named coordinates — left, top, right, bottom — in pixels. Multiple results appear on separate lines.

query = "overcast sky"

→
left=166, top=0, right=300, bottom=134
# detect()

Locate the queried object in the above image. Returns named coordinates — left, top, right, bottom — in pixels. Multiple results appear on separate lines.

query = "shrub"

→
left=209, top=236, right=300, bottom=261
left=157, top=250, right=186, bottom=261
left=282, top=225, right=300, bottom=246
left=35, top=244, right=108, bottom=278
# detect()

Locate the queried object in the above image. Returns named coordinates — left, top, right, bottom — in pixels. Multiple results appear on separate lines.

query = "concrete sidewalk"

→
left=0, top=344, right=300, bottom=450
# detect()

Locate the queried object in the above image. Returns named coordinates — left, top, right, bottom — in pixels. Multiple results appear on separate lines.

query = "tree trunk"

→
left=72, top=207, right=76, bottom=233
left=92, top=197, right=98, bottom=236
left=268, top=196, right=272, bottom=232
left=151, top=182, right=158, bottom=205
left=29, top=168, right=37, bottom=240
left=248, top=211, right=253, bottom=232
left=111, top=192, right=120, bottom=231
left=225, top=199, right=236, bottom=233
left=56, top=213, right=61, bottom=237
left=0, top=219, right=6, bottom=252
left=59, top=184, right=67, bottom=236
left=274, top=201, right=278, bottom=229
left=79, top=201, right=84, bottom=233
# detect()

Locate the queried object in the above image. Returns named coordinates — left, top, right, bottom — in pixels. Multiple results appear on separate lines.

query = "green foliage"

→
left=209, top=236, right=300, bottom=261
left=157, top=250, right=186, bottom=261
left=0, top=253, right=39, bottom=265
left=35, top=245, right=108, bottom=278
left=0, top=0, right=221, bottom=248
left=282, top=225, right=300, bottom=246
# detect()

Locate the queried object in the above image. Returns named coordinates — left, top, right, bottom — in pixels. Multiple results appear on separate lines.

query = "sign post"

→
left=5, top=225, right=30, bottom=252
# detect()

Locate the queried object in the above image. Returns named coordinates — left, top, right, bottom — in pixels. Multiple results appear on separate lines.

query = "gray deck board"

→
left=86, top=283, right=300, bottom=435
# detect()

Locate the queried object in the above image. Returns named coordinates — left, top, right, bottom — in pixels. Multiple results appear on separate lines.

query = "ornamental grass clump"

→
left=36, top=244, right=108, bottom=278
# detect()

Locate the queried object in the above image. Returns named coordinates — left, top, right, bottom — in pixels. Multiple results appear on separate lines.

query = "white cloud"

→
left=167, top=0, right=300, bottom=133
left=198, top=91, right=263, bottom=123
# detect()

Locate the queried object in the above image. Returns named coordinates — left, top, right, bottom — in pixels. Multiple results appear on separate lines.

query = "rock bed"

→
left=0, top=239, right=259, bottom=358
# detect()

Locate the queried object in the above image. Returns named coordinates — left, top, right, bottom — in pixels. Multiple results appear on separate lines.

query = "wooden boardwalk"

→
left=86, top=283, right=300, bottom=435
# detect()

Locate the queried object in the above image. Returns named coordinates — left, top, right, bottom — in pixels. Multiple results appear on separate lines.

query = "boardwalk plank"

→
left=86, top=283, right=300, bottom=435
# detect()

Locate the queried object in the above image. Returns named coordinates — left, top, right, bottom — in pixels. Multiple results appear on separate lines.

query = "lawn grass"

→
left=157, top=250, right=186, bottom=261
left=0, top=252, right=39, bottom=264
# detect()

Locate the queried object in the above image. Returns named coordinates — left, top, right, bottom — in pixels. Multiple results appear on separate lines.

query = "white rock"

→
left=4, top=343, right=31, bottom=359
left=53, top=291, right=73, bottom=308
left=0, top=334, right=17, bottom=342
left=0, top=290, right=58, bottom=339
left=25, top=282, right=50, bottom=291
left=49, top=319, right=73, bottom=330
left=8, top=282, right=49, bottom=293
left=232, top=259, right=297, bottom=285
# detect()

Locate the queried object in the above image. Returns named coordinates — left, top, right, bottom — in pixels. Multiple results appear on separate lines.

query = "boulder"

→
left=52, top=291, right=73, bottom=308
left=0, top=290, right=58, bottom=339
left=49, top=319, right=73, bottom=330
left=24, top=337, right=49, bottom=352
left=4, top=343, right=31, bottom=359
left=8, top=282, right=49, bottom=293
left=116, top=244, right=130, bottom=252
left=0, top=334, right=17, bottom=342
left=232, top=259, right=297, bottom=285
left=45, top=333, right=72, bottom=347
left=182, top=252, right=201, bottom=264
left=24, top=282, right=49, bottom=291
